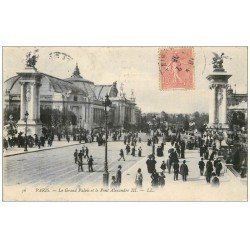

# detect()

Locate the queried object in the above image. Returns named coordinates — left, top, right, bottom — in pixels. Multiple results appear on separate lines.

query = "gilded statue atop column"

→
left=211, top=52, right=232, bottom=72
left=25, top=50, right=39, bottom=68
left=212, top=52, right=225, bottom=71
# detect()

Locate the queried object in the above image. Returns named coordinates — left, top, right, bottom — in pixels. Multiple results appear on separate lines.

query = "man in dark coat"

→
left=198, top=158, right=205, bottom=176
left=160, top=161, right=166, bottom=172
left=78, top=150, right=83, bottom=172
left=180, top=160, right=189, bottom=181
left=88, top=155, right=94, bottom=172
left=176, top=143, right=181, bottom=158
left=204, top=147, right=209, bottom=160
left=173, top=161, right=179, bottom=181
left=131, top=146, right=136, bottom=156
left=215, top=159, right=223, bottom=176
left=125, top=144, right=130, bottom=155
left=158, top=171, right=166, bottom=187
left=85, top=147, right=89, bottom=159
left=151, top=169, right=159, bottom=187
left=166, top=158, right=171, bottom=174
left=151, top=156, right=157, bottom=173
left=40, top=136, right=45, bottom=147
left=200, top=145, right=204, bottom=157
left=116, top=165, right=122, bottom=187
left=74, top=149, right=78, bottom=164
left=66, top=135, right=70, bottom=143
left=146, top=156, right=152, bottom=173
left=210, top=150, right=216, bottom=161
left=118, top=149, right=125, bottom=161
left=34, top=134, right=39, bottom=146
left=170, top=150, right=178, bottom=166
left=205, top=160, right=213, bottom=183
left=138, top=147, right=142, bottom=157
left=146, top=155, right=156, bottom=173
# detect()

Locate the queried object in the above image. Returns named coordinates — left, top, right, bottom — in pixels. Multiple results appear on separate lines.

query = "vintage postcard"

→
left=2, top=46, right=248, bottom=201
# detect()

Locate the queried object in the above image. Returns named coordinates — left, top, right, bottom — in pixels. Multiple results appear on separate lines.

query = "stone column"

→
left=29, top=82, right=36, bottom=121
left=207, top=72, right=232, bottom=128
left=19, top=82, right=26, bottom=121
left=36, top=82, right=41, bottom=121
left=120, top=104, right=125, bottom=125
left=208, top=86, right=215, bottom=125
left=17, top=68, right=42, bottom=135
left=221, top=87, right=227, bottom=124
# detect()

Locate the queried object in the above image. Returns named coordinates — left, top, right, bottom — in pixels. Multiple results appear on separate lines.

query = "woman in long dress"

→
left=135, top=168, right=143, bottom=188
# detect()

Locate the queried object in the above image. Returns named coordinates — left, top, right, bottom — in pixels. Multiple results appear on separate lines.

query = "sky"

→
left=2, top=47, right=248, bottom=113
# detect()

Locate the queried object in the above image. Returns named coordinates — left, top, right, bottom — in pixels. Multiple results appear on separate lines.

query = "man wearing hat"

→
left=88, top=155, right=94, bottom=172
left=78, top=150, right=83, bottom=172
left=180, top=160, right=189, bottom=182
left=74, top=149, right=78, bottom=164
left=173, top=161, right=179, bottom=181
left=215, top=159, right=223, bottom=176
left=116, top=165, right=122, bottom=187
left=198, top=158, right=205, bottom=176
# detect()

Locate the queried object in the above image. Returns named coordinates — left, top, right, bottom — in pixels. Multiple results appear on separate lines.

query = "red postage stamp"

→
left=159, top=48, right=194, bottom=90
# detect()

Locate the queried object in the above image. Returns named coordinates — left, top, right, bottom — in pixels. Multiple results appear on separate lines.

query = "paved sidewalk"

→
left=3, top=139, right=82, bottom=157
left=120, top=142, right=247, bottom=201
left=3, top=132, right=152, bottom=158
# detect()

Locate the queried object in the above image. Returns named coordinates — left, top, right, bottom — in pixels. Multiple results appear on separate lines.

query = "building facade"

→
left=3, top=64, right=139, bottom=134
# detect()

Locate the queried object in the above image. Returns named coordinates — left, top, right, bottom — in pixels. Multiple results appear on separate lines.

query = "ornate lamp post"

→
left=103, top=94, right=112, bottom=186
left=79, top=116, right=82, bottom=144
left=24, top=111, right=29, bottom=151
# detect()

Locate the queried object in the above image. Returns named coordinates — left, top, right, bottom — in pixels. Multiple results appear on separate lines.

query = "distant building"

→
left=3, top=64, right=139, bottom=131
left=227, top=86, right=247, bottom=120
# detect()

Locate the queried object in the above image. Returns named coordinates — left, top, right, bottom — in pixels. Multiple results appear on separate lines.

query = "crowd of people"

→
left=3, top=131, right=57, bottom=151
left=5, top=124, right=224, bottom=189
left=73, top=146, right=94, bottom=172
left=112, top=130, right=223, bottom=189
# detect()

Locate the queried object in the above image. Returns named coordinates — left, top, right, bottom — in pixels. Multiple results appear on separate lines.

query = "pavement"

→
left=3, top=137, right=247, bottom=201
left=3, top=139, right=82, bottom=157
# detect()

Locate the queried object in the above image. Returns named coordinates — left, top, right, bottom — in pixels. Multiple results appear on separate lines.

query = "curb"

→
left=3, top=142, right=84, bottom=158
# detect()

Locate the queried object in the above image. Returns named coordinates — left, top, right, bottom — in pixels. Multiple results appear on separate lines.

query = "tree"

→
left=192, top=112, right=208, bottom=132
left=3, top=106, right=20, bottom=125
left=68, top=110, right=77, bottom=126
left=40, top=108, right=77, bottom=131
left=40, top=108, right=52, bottom=127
